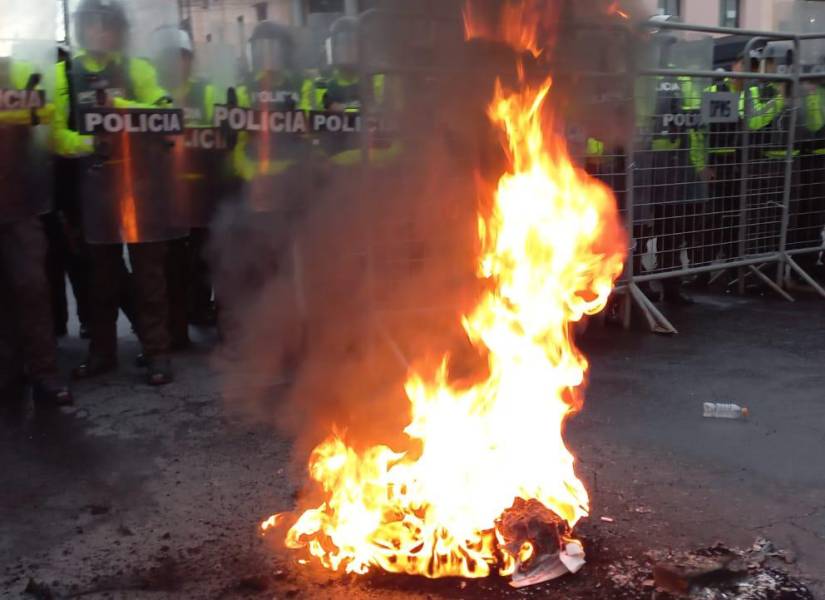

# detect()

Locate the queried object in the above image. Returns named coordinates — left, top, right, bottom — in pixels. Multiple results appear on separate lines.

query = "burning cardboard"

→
left=496, top=498, right=586, bottom=587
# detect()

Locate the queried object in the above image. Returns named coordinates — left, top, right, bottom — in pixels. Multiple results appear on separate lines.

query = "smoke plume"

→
left=211, top=0, right=645, bottom=469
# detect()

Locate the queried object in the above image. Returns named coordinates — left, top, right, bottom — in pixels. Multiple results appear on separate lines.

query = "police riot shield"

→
left=0, top=0, right=55, bottom=225
left=209, top=18, right=316, bottom=215
left=67, top=0, right=188, bottom=244
left=636, top=30, right=712, bottom=209
left=151, top=27, right=237, bottom=228
left=638, top=31, right=713, bottom=140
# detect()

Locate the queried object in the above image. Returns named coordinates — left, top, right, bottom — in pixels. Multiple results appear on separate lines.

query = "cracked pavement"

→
left=0, top=293, right=823, bottom=598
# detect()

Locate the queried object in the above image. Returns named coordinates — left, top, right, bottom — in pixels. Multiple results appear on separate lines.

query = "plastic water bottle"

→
left=703, top=403, right=749, bottom=419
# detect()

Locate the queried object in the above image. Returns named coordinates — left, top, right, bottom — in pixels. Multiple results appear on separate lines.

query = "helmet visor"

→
left=251, top=38, right=287, bottom=73
left=76, top=11, right=126, bottom=53
left=326, top=30, right=358, bottom=67
left=156, top=47, right=191, bottom=88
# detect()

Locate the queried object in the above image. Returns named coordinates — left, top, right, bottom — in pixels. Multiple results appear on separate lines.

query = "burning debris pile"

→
left=261, top=0, right=630, bottom=588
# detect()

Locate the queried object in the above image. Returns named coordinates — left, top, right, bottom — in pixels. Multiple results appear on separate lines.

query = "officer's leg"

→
left=117, top=254, right=138, bottom=330
left=793, top=154, right=822, bottom=275
left=77, top=243, right=122, bottom=376
left=0, top=279, right=26, bottom=410
left=0, top=226, right=24, bottom=393
left=128, top=241, right=173, bottom=385
left=41, top=213, right=69, bottom=337
left=812, top=152, right=825, bottom=277
left=0, top=218, right=72, bottom=403
left=708, top=155, right=726, bottom=261
left=188, top=227, right=215, bottom=326
left=62, top=186, right=92, bottom=337
left=165, top=236, right=191, bottom=349
left=719, top=158, right=739, bottom=261
left=65, top=237, right=91, bottom=337
left=661, top=202, right=693, bottom=305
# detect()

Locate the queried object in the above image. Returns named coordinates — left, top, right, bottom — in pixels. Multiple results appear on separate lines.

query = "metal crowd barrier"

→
left=619, top=21, right=825, bottom=334
left=295, top=13, right=825, bottom=342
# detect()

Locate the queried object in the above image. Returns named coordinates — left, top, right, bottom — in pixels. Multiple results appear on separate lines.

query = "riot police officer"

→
left=642, top=23, right=708, bottom=304
left=55, top=0, right=183, bottom=385
left=210, top=21, right=312, bottom=345
left=792, top=56, right=825, bottom=280
left=703, top=60, right=745, bottom=264
left=0, top=4, right=72, bottom=404
left=152, top=27, right=229, bottom=345
left=233, top=21, right=312, bottom=193
left=310, top=16, right=398, bottom=166
left=742, top=42, right=792, bottom=260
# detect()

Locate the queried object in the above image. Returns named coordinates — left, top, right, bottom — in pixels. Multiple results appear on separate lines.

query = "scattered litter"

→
left=703, top=403, right=749, bottom=419
left=691, top=569, right=814, bottom=599
left=600, top=516, right=615, bottom=523
left=608, top=539, right=812, bottom=599
left=748, top=537, right=790, bottom=564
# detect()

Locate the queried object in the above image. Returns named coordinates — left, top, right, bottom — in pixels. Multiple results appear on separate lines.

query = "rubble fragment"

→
left=653, top=556, right=744, bottom=596
left=609, top=539, right=813, bottom=600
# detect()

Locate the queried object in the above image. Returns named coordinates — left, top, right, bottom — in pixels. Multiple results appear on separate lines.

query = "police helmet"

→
left=74, top=0, right=129, bottom=50
left=151, top=27, right=195, bottom=87
left=326, top=16, right=359, bottom=68
left=751, top=40, right=794, bottom=72
left=152, top=26, right=194, bottom=55
left=250, top=21, right=294, bottom=73
left=649, top=14, right=682, bottom=24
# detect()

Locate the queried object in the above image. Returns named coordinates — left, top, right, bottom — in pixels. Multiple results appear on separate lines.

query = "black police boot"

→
left=170, top=335, right=191, bottom=353
left=189, top=303, right=217, bottom=327
left=72, top=355, right=118, bottom=380
left=31, top=373, right=73, bottom=406
left=638, top=282, right=661, bottom=303
left=145, top=356, right=173, bottom=387
left=662, top=280, right=694, bottom=305
left=1, top=378, right=27, bottom=422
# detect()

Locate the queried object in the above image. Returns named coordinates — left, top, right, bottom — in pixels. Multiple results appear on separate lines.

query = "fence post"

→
left=777, top=37, right=802, bottom=286
left=622, top=31, right=637, bottom=330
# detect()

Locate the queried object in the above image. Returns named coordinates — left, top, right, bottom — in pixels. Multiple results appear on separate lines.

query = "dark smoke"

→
left=211, top=0, right=646, bottom=468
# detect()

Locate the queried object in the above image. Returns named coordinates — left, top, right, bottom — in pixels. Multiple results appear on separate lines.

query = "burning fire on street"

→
left=263, top=0, right=627, bottom=587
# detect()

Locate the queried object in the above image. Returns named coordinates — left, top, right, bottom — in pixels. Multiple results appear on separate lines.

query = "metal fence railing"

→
left=295, top=13, right=825, bottom=340
left=619, top=22, right=825, bottom=334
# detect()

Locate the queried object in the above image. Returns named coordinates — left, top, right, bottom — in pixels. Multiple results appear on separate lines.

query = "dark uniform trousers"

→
left=188, top=228, right=213, bottom=318
left=165, top=237, right=190, bottom=346
left=791, top=152, right=825, bottom=268
left=708, top=153, right=740, bottom=261
left=0, top=217, right=58, bottom=382
left=88, top=241, right=170, bottom=358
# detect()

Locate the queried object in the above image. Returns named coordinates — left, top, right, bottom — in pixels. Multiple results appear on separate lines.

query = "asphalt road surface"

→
left=1, top=291, right=823, bottom=598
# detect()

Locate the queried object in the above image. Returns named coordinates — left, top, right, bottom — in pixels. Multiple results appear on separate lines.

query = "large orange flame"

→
left=263, top=1, right=626, bottom=582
